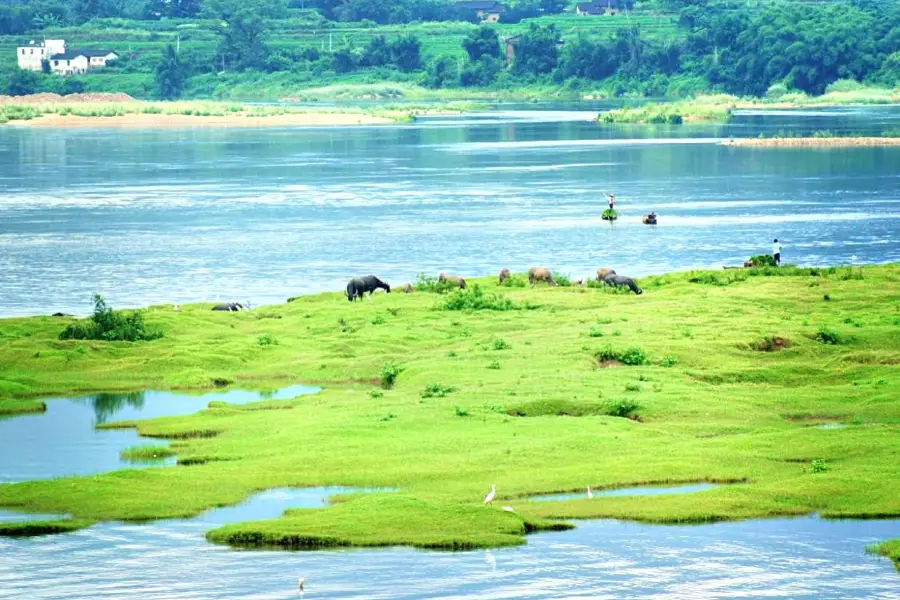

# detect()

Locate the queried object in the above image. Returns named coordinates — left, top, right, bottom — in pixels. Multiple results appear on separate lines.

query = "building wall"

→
left=50, top=55, right=89, bottom=76
left=17, top=40, right=67, bottom=72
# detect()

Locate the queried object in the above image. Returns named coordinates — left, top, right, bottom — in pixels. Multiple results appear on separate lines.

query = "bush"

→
left=487, top=359, right=500, bottom=370
left=380, top=362, right=403, bottom=389
left=368, top=389, right=384, bottom=399
left=553, top=272, right=572, bottom=286
left=661, top=355, right=678, bottom=367
left=814, top=326, right=842, bottom=345
left=257, top=334, right=278, bottom=346
left=421, top=383, right=455, bottom=398
left=492, top=337, right=511, bottom=350
left=499, top=274, right=527, bottom=288
left=454, top=406, right=470, bottom=417
left=810, top=459, right=828, bottom=473
left=624, top=383, right=641, bottom=392
left=603, top=398, right=641, bottom=418
left=595, top=346, right=648, bottom=366
left=59, top=294, right=162, bottom=342
left=748, top=254, right=776, bottom=267
left=441, top=285, right=518, bottom=311
left=414, top=273, right=457, bottom=294
left=588, top=327, right=604, bottom=338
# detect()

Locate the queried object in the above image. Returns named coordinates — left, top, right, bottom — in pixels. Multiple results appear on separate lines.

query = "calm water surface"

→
left=1, top=106, right=899, bottom=316
left=0, top=385, right=318, bottom=482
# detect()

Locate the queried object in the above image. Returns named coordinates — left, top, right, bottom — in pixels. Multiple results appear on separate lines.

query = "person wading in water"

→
left=607, top=193, right=615, bottom=211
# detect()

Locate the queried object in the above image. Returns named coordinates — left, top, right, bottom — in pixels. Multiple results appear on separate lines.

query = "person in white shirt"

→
left=772, top=239, right=783, bottom=266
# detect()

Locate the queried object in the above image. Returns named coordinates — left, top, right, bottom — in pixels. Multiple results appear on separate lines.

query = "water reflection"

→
left=78, top=391, right=147, bottom=424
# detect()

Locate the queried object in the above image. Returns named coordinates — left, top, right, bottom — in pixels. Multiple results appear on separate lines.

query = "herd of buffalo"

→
left=344, top=267, right=642, bottom=301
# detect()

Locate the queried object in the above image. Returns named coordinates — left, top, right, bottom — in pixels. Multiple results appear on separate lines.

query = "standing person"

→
left=772, top=238, right=783, bottom=266
left=607, top=193, right=615, bottom=211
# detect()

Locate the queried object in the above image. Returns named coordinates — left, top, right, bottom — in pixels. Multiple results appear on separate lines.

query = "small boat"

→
left=642, top=213, right=657, bottom=225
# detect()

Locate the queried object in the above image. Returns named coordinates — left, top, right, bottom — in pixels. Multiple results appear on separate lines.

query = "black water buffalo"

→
left=603, top=273, right=643, bottom=295
left=212, top=302, right=246, bottom=311
left=346, top=275, right=391, bottom=301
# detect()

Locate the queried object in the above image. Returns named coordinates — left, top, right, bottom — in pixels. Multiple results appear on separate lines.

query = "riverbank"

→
left=599, top=88, right=900, bottom=124
left=0, top=265, right=898, bottom=554
left=0, top=94, right=420, bottom=127
left=721, top=137, right=900, bottom=148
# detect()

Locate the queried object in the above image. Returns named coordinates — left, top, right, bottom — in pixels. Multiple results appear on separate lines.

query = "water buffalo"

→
left=596, top=268, right=616, bottom=281
left=603, top=273, right=643, bottom=295
left=212, top=302, right=246, bottom=311
left=346, top=275, right=391, bottom=301
left=498, top=268, right=510, bottom=285
left=439, top=273, right=467, bottom=289
left=528, top=267, right=557, bottom=287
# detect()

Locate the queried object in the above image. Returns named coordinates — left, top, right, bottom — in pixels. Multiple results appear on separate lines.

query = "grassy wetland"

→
left=0, top=265, right=899, bottom=554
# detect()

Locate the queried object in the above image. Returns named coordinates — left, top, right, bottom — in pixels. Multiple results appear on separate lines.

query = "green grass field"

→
left=0, top=265, right=898, bottom=554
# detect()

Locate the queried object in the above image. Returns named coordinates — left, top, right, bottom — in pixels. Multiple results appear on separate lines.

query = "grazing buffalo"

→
left=402, top=282, right=414, bottom=293
left=212, top=302, right=246, bottom=311
left=528, top=267, right=557, bottom=287
left=439, top=273, right=467, bottom=289
left=346, top=275, right=391, bottom=301
left=603, top=273, right=643, bottom=295
left=498, top=268, right=510, bottom=285
left=596, top=268, right=616, bottom=281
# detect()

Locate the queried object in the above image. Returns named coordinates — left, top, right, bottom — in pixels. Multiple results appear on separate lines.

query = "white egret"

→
left=501, top=506, right=515, bottom=512
left=587, top=486, right=593, bottom=499
left=483, top=484, right=496, bottom=505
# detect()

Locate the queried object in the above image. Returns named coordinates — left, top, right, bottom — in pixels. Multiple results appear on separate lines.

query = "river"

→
left=1, top=105, right=899, bottom=316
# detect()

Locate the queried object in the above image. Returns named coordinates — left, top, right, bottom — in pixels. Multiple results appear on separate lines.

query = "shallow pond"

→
left=527, top=483, right=722, bottom=502
left=0, top=385, right=318, bottom=482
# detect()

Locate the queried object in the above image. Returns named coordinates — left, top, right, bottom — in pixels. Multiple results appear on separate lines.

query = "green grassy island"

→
left=1, top=265, right=899, bottom=554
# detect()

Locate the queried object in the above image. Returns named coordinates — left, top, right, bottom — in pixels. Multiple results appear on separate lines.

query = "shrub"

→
left=421, top=383, right=456, bottom=398
left=624, top=383, right=641, bottom=392
left=603, top=398, right=641, bottom=418
left=368, top=390, right=384, bottom=399
left=257, top=334, right=278, bottom=347
left=588, top=327, right=604, bottom=338
left=371, top=315, right=386, bottom=325
left=661, top=355, right=678, bottom=367
left=455, top=406, right=470, bottom=417
left=814, top=326, right=842, bottom=345
left=487, top=359, right=501, bottom=370
left=499, top=274, right=527, bottom=287
left=492, top=338, right=511, bottom=350
left=414, top=273, right=457, bottom=294
left=748, top=254, right=776, bottom=267
left=619, top=348, right=648, bottom=366
left=59, top=294, right=162, bottom=342
left=380, top=362, right=403, bottom=389
left=553, top=273, right=572, bottom=287
left=810, top=459, right=828, bottom=473
left=441, top=285, right=518, bottom=311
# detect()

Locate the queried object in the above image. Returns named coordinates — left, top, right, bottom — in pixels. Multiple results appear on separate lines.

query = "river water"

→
left=1, top=106, right=899, bottom=316
left=1, top=107, right=900, bottom=596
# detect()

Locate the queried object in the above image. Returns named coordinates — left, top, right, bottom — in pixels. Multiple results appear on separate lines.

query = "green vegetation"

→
left=59, top=294, right=162, bottom=342
left=0, top=519, right=94, bottom=537
left=0, top=397, right=46, bottom=416
left=870, top=540, right=900, bottom=570
left=0, top=266, right=898, bottom=552
left=1, top=0, right=898, bottom=102
left=119, top=445, right=176, bottom=462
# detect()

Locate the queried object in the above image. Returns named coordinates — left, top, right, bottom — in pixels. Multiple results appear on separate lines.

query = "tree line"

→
left=2, top=0, right=899, bottom=99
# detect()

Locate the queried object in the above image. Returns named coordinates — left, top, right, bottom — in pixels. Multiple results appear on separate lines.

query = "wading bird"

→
left=484, top=484, right=496, bottom=505
left=587, top=486, right=593, bottom=499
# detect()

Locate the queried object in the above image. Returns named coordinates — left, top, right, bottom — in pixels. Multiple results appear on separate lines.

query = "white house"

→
left=16, top=40, right=118, bottom=76
left=16, top=39, right=66, bottom=71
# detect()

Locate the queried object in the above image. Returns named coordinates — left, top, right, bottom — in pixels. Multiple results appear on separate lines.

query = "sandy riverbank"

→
left=10, top=111, right=394, bottom=128
left=721, top=137, right=900, bottom=147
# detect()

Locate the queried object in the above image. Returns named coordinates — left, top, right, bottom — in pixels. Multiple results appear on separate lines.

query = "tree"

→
left=332, top=47, right=357, bottom=73
left=463, top=26, right=501, bottom=63
left=204, top=0, right=287, bottom=71
left=6, top=69, right=41, bottom=96
left=362, top=35, right=392, bottom=67
left=155, top=44, right=187, bottom=99
left=460, top=56, right=502, bottom=87
left=425, top=57, right=456, bottom=88
left=390, top=35, right=421, bottom=72
left=512, top=24, right=559, bottom=75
